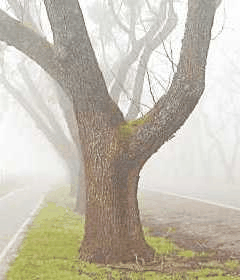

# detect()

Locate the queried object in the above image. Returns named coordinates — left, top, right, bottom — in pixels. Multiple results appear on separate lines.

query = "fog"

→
left=0, top=0, right=239, bottom=206
left=141, top=0, right=240, bottom=202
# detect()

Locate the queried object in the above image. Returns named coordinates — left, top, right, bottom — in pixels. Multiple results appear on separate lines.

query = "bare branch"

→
left=144, top=0, right=157, bottom=16
left=6, top=0, right=43, bottom=35
left=17, top=62, right=66, bottom=138
left=162, top=40, right=177, bottom=73
left=108, top=0, right=130, bottom=34
left=0, top=9, right=58, bottom=81
left=147, top=71, right=157, bottom=105
left=149, top=69, right=168, bottom=93
left=126, top=0, right=177, bottom=120
left=126, top=49, right=151, bottom=120
left=0, top=71, right=74, bottom=158
left=110, top=0, right=175, bottom=106
left=149, top=0, right=178, bottom=51
left=127, top=0, right=219, bottom=163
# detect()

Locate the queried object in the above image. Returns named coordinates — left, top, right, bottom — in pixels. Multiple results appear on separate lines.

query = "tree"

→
left=0, top=0, right=86, bottom=213
left=87, top=0, right=178, bottom=120
left=0, top=0, right=220, bottom=263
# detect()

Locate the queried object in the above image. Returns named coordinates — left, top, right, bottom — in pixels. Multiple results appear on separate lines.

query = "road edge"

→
left=0, top=194, right=46, bottom=280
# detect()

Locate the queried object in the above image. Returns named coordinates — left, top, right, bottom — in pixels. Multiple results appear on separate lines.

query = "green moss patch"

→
left=119, top=116, right=150, bottom=140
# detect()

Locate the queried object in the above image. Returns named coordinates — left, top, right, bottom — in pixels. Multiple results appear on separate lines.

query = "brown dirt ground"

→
left=139, top=190, right=240, bottom=261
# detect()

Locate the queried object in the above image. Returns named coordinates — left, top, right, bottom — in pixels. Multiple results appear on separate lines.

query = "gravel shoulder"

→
left=139, top=190, right=240, bottom=260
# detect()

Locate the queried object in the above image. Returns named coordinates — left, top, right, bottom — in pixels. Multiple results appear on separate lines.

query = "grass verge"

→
left=6, top=187, right=240, bottom=279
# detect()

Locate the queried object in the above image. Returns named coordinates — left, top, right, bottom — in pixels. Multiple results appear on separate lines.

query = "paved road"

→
left=0, top=188, right=45, bottom=279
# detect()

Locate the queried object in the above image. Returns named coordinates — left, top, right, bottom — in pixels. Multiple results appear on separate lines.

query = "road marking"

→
left=148, top=189, right=240, bottom=211
left=0, top=188, right=25, bottom=202
left=0, top=192, right=14, bottom=202
left=0, top=195, right=45, bottom=264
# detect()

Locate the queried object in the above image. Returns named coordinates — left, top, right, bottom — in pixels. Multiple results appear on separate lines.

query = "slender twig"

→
left=147, top=71, right=157, bottom=105
left=211, top=0, right=225, bottom=40
left=162, top=40, right=176, bottom=73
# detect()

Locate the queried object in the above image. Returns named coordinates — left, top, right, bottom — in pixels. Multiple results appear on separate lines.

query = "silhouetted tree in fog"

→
left=87, top=0, right=178, bottom=120
left=0, top=0, right=86, bottom=213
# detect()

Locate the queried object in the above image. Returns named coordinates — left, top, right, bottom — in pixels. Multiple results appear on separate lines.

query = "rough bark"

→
left=43, top=0, right=149, bottom=262
left=0, top=0, right=219, bottom=264
left=78, top=119, right=153, bottom=263
left=75, top=163, right=86, bottom=215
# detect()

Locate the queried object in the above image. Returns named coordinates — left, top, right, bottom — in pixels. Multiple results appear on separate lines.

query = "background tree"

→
left=0, top=0, right=220, bottom=263
left=87, top=0, right=178, bottom=120
left=0, top=0, right=86, bottom=213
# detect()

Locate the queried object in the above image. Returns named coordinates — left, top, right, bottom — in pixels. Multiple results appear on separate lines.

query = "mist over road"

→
left=0, top=188, right=45, bottom=279
left=143, top=184, right=240, bottom=210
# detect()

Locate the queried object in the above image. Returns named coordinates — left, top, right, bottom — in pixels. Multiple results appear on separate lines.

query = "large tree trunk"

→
left=78, top=120, right=153, bottom=263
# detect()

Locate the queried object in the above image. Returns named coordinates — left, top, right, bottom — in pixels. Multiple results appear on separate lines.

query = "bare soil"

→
left=139, top=190, right=240, bottom=261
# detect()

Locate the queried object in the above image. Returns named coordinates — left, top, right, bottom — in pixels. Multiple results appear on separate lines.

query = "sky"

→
left=0, top=0, right=240, bottom=194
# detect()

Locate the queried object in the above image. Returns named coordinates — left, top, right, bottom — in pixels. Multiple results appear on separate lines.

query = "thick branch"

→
left=43, top=0, right=124, bottom=124
left=43, top=0, right=86, bottom=48
left=6, top=0, right=23, bottom=21
left=7, top=0, right=43, bottom=35
left=0, top=2, right=124, bottom=124
left=127, top=0, right=219, bottom=163
left=0, top=9, right=58, bottom=80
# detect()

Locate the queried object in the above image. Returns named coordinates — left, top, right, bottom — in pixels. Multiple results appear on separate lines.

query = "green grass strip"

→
left=6, top=199, right=240, bottom=279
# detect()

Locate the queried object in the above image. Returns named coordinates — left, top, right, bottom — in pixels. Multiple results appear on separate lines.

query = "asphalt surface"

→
left=0, top=188, right=44, bottom=279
